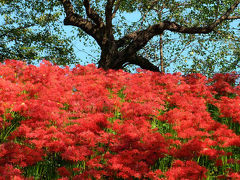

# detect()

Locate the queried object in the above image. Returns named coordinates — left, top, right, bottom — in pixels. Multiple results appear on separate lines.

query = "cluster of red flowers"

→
left=0, top=60, right=239, bottom=179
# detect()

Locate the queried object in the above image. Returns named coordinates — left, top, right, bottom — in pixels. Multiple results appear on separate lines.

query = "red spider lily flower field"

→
left=0, top=60, right=239, bottom=180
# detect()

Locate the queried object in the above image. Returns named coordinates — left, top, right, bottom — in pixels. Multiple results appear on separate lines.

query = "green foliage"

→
left=0, top=111, right=25, bottom=143
left=207, top=103, right=240, bottom=135
left=0, top=0, right=77, bottom=65
left=151, top=154, right=174, bottom=173
left=23, top=153, right=63, bottom=179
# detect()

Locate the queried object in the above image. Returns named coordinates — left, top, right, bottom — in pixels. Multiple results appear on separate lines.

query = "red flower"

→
left=1, top=60, right=239, bottom=179
left=166, top=160, right=207, bottom=179
left=57, top=167, right=71, bottom=177
left=0, top=164, right=23, bottom=180
left=175, top=139, right=203, bottom=160
left=61, top=145, right=91, bottom=161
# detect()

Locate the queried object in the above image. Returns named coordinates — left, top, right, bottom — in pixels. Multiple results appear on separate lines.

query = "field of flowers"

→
left=0, top=60, right=239, bottom=179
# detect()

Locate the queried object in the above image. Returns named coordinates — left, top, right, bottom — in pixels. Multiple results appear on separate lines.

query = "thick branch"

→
left=116, top=0, right=160, bottom=48
left=128, top=54, right=160, bottom=72
left=116, top=30, right=143, bottom=48
left=83, top=0, right=104, bottom=27
left=59, top=0, right=75, bottom=15
left=59, top=0, right=103, bottom=45
left=63, top=13, right=97, bottom=36
left=60, top=0, right=93, bottom=31
left=105, top=0, right=114, bottom=33
left=123, top=24, right=165, bottom=55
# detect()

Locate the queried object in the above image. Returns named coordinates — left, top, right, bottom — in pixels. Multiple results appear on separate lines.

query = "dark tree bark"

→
left=59, top=0, right=240, bottom=72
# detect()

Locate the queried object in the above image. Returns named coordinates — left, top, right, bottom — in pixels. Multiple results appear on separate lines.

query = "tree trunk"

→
left=98, top=40, right=124, bottom=70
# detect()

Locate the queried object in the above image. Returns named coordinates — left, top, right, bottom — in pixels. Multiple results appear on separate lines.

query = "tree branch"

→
left=105, top=0, right=114, bottom=32
left=128, top=54, right=159, bottom=72
left=165, top=1, right=240, bottom=33
left=226, top=16, right=240, bottom=20
left=0, top=24, right=35, bottom=39
left=59, top=0, right=75, bottom=16
left=83, top=0, right=104, bottom=27
left=63, top=13, right=99, bottom=37
left=209, top=1, right=240, bottom=29
left=116, top=30, right=142, bottom=48
left=112, top=0, right=121, bottom=19
left=59, top=0, right=103, bottom=45
left=116, top=0, right=161, bottom=48
left=123, top=24, right=165, bottom=55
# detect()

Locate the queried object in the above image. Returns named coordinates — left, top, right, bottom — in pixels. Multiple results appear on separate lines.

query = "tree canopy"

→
left=0, top=0, right=240, bottom=75
left=0, top=0, right=76, bottom=65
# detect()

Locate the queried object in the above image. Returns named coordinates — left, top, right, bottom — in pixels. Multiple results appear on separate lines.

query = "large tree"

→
left=0, top=0, right=240, bottom=74
left=58, top=0, right=240, bottom=72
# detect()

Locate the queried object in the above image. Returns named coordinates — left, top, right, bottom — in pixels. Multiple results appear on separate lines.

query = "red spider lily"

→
left=0, top=60, right=239, bottom=179
left=0, top=164, right=24, bottom=180
left=166, top=160, right=207, bottom=180
left=57, top=167, right=71, bottom=177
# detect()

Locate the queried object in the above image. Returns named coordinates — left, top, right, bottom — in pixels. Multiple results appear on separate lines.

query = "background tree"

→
left=0, top=0, right=240, bottom=76
left=0, top=0, right=77, bottom=65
